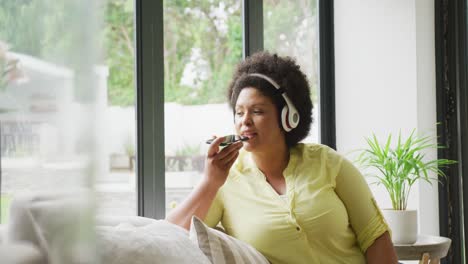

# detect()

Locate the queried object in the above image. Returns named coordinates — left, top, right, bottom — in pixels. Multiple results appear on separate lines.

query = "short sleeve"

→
left=333, top=154, right=390, bottom=253
left=203, top=189, right=224, bottom=228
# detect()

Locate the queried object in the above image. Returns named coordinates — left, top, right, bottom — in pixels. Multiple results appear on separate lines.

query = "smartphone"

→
left=206, top=135, right=249, bottom=146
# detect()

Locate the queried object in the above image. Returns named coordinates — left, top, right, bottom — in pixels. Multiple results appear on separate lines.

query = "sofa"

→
left=0, top=191, right=269, bottom=264
left=0, top=191, right=211, bottom=264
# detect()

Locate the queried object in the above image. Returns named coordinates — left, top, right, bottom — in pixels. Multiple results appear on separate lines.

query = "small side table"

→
left=394, top=235, right=451, bottom=264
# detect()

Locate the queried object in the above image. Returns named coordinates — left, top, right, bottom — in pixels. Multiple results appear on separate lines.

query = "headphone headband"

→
left=247, top=73, right=281, bottom=90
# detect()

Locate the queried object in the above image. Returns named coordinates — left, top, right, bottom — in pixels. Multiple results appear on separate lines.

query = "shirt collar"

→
left=235, top=145, right=300, bottom=179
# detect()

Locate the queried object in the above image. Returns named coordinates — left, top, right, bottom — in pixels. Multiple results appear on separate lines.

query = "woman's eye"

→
left=253, top=110, right=263, bottom=114
left=235, top=111, right=243, bottom=116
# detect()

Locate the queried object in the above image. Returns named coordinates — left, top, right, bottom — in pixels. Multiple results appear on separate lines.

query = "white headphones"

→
left=247, top=73, right=300, bottom=132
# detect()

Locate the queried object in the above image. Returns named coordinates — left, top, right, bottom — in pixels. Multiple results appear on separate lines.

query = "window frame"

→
left=136, top=0, right=336, bottom=219
left=135, top=0, right=166, bottom=218
left=435, top=0, right=468, bottom=263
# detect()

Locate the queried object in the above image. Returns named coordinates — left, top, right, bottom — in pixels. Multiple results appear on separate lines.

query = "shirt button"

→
left=296, top=226, right=301, bottom=231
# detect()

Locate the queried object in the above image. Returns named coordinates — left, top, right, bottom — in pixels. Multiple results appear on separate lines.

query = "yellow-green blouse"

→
left=204, top=143, right=390, bottom=264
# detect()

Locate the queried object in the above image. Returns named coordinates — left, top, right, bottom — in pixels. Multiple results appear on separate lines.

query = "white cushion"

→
left=0, top=242, right=46, bottom=264
left=189, top=216, right=270, bottom=264
left=5, top=190, right=95, bottom=263
left=5, top=192, right=210, bottom=264
left=96, top=218, right=211, bottom=264
left=95, top=215, right=156, bottom=227
left=0, top=224, right=6, bottom=243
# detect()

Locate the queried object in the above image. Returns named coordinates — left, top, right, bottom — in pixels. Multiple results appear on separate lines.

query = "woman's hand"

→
left=165, top=135, right=241, bottom=230
left=203, top=136, right=243, bottom=190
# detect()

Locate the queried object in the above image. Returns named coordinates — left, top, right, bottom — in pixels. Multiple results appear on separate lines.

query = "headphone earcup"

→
left=281, top=106, right=292, bottom=132
left=288, top=107, right=300, bottom=129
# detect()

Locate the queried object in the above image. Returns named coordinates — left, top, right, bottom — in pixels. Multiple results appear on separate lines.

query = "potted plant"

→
left=124, top=135, right=135, bottom=171
left=357, top=129, right=456, bottom=244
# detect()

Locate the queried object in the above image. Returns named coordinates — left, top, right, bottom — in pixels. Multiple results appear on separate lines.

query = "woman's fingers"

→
left=224, top=151, right=240, bottom=168
left=203, top=137, right=242, bottom=189
left=207, top=136, right=226, bottom=157
left=206, top=141, right=241, bottom=170
left=217, top=145, right=241, bottom=167
left=216, top=141, right=243, bottom=160
left=205, top=136, right=242, bottom=172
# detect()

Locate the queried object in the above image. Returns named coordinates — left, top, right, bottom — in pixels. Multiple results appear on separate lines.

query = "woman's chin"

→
left=242, top=142, right=255, bottom=152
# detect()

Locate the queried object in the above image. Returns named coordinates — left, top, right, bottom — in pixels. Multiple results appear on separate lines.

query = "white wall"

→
left=335, top=0, right=438, bottom=236
left=415, top=0, right=439, bottom=237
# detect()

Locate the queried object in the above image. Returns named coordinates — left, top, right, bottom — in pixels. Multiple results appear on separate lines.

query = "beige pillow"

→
left=96, top=219, right=211, bottom=264
left=6, top=191, right=94, bottom=263
left=189, top=216, right=270, bottom=264
left=0, top=243, right=45, bottom=264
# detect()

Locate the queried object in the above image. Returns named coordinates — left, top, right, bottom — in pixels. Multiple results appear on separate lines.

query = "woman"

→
left=167, top=52, right=398, bottom=264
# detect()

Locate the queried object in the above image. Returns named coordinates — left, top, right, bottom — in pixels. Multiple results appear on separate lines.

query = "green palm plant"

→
left=357, top=129, right=456, bottom=210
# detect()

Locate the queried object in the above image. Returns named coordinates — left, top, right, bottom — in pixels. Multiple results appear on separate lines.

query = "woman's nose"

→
left=241, top=113, right=253, bottom=126
left=236, top=112, right=252, bottom=126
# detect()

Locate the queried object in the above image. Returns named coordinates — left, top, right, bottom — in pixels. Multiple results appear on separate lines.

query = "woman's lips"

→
left=242, top=133, right=257, bottom=139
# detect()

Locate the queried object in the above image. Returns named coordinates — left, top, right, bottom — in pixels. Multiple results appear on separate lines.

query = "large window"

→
left=0, top=0, right=138, bottom=222
left=0, top=0, right=334, bottom=221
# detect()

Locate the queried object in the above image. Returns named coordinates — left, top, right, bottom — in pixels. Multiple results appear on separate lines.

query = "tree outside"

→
left=163, top=0, right=242, bottom=105
left=0, top=0, right=317, bottom=106
left=264, top=0, right=318, bottom=103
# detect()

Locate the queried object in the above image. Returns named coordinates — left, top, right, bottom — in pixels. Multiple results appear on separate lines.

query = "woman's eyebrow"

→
left=235, top=103, right=268, bottom=108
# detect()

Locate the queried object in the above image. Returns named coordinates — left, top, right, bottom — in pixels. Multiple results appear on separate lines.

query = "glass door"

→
left=163, top=0, right=242, bottom=215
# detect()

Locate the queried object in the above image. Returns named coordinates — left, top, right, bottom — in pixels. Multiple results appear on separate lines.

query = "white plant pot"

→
left=382, top=209, right=418, bottom=244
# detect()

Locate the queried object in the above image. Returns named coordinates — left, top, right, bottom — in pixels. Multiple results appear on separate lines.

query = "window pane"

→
left=0, top=0, right=138, bottom=223
left=96, top=0, right=137, bottom=216
left=163, top=0, right=242, bottom=215
left=0, top=0, right=100, bottom=260
left=264, top=0, right=319, bottom=143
